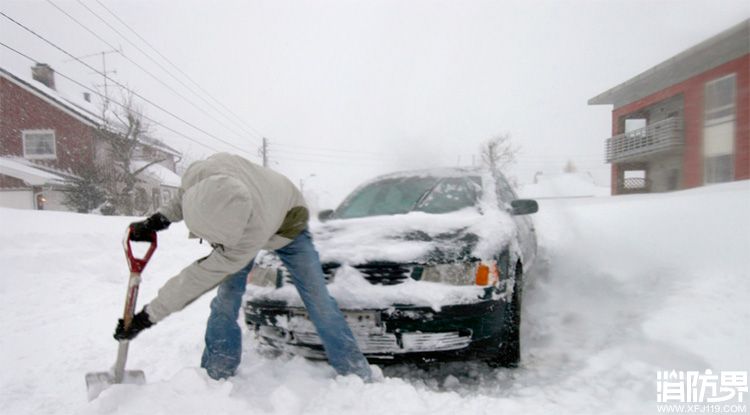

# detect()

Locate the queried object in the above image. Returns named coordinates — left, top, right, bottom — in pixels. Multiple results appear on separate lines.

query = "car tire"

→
left=487, top=261, right=522, bottom=368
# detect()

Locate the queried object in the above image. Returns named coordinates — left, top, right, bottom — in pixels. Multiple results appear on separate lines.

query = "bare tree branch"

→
left=479, top=133, right=519, bottom=173
left=95, top=88, right=160, bottom=215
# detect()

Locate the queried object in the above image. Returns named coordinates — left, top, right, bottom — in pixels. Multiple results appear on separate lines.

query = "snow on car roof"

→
left=338, top=167, right=488, bottom=209
left=367, top=166, right=483, bottom=181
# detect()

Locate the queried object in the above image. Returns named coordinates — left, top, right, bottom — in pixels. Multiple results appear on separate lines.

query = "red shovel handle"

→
left=123, top=228, right=158, bottom=274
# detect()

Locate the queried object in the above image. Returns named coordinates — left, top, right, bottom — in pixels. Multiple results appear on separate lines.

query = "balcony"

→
left=605, top=117, right=683, bottom=163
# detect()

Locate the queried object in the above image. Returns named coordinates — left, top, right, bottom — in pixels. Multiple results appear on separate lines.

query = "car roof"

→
left=369, top=167, right=484, bottom=182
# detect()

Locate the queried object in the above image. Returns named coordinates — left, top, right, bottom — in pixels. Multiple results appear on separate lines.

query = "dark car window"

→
left=335, top=177, right=439, bottom=219
left=415, top=177, right=481, bottom=214
left=335, top=175, right=482, bottom=219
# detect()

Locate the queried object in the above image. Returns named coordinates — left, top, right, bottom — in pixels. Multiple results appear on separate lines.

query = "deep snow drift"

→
left=519, top=172, right=610, bottom=199
left=0, top=181, right=748, bottom=414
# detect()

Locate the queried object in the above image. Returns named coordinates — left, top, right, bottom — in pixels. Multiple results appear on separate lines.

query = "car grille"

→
left=326, top=262, right=414, bottom=285
left=255, top=309, right=473, bottom=356
left=282, top=262, right=416, bottom=286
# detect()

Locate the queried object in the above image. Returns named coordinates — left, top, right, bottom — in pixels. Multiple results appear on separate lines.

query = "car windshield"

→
left=335, top=175, right=481, bottom=219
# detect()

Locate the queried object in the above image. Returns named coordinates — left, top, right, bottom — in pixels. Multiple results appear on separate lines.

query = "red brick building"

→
left=589, top=19, right=749, bottom=195
left=0, top=64, right=181, bottom=211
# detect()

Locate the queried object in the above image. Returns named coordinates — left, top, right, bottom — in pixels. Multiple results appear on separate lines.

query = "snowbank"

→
left=519, top=172, right=610, bottom=199
left=248, top=264, right=489, bottom=311
left=0, top=180, right=747, bottom=414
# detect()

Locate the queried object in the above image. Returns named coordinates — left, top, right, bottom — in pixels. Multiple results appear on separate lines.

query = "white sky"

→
left=1, top=0, right=748, bottom=207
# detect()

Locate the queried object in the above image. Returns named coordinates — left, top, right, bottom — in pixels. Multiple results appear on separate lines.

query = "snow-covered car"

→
left=244, top=168, right=538, bottom=366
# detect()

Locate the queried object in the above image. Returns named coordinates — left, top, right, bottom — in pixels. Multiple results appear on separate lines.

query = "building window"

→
left=625, top=118, right=647, bottom=133
left=161, top=189, right=172, bottom=205
left=22, top=130, right=56, bottom=159
left=703, top=74, right=736, bottom=184
left=134, top=187, right=150, bottom=214
left=704, top=154, right=733, bottom=184
left=152, top=188, right=161, bottom=210
left=705, top=74, right=736, bottom=125
left=623, top=169, right=647, bottom=190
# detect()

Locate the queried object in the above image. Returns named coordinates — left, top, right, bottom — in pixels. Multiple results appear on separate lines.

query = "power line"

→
left=91, top=0, right=269, bottom=142
left=271, top=148, right=402, bottom=162
left=273, top=153, right=402, bottom=166
left=72, top=0, right=263, bottom=145
left=273, top=144, right=607, bottom=165
left=270, top=142, right=396, bottom=157
left=0, top=10, right=259, bottom=158
left=0, top=41, right=238, bottom=156
left=44, top=0, right=261, bottom=147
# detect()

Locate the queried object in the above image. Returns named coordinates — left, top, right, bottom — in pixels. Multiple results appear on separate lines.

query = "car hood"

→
left=309, top=207, right=516, bottom=265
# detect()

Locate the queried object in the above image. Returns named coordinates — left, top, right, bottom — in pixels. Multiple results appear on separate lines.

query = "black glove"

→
left=129, top=212, right=171, bottom=242
left=114, top=308, right=154, bottom=341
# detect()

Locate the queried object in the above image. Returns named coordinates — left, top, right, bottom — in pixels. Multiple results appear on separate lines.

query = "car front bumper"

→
left=244, top=298, right=509, bottom=363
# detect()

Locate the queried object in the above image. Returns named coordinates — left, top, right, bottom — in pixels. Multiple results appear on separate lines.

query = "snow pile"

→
left=519, top=172, right=610, bottom=199
left=0, top=156, right=69, bottom=185
left=473, top=171, right=518, bottom=259
left=311, top=208, right=486, bottom=265
left=0, top=180, right=748, bottom=414
left=247, top=264, right=488, bottom=311
left=311, top=206, right=516, bottom=266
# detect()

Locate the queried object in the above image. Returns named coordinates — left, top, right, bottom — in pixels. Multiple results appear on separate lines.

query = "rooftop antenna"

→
left=66, top=47, right=120, bottom=119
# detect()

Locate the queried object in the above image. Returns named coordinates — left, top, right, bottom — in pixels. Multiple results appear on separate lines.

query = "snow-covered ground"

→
left=518, top=172, right=611, bottom=199
left=1, top=181, right=748, bottom=414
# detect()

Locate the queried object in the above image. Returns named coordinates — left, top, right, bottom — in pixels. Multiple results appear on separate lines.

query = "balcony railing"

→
left=605, top=117, right=683, bottom=163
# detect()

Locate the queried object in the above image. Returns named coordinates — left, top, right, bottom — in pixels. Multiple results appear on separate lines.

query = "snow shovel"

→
left=85, top=229, right=157, bottom=401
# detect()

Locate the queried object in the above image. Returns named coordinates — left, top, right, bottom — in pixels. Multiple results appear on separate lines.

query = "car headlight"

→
left=416, top=260, right=500, bottom=286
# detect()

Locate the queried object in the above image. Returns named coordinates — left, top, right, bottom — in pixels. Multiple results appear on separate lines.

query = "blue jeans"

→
left=200, top=229, right=372, bottom=381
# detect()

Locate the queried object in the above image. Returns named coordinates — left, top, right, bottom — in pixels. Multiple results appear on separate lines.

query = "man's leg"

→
left=200, top=259, right=254, bottom=380
left=276, top=229, right=372, bottom=380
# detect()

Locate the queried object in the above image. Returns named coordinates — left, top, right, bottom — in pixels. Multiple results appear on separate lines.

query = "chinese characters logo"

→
left=657, top=370, right=748, bottom=403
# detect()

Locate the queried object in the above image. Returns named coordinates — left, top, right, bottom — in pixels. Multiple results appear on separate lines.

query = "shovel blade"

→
left=85, top=370, right=146, bottom=401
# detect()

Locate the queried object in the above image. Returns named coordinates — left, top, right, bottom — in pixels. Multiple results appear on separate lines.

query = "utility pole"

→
left=98, top=49, right=119, bottom=121
left=260, top=137, right=268, bottom=167
left=101, top=52, right=109, bottom=108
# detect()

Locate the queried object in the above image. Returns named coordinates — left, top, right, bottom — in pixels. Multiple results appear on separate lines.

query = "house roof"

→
left=0, top=67, right=101, bottom=128
left=0, top=66, right=181, bottom=158
left=588, top=19, right=749, bottom=108
left=131, top=160, right=182, bottom=188
left=0, top=157, right=70, bottom=186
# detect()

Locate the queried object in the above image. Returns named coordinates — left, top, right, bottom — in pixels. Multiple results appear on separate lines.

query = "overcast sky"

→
left=1, top=0, right=748, bottom=207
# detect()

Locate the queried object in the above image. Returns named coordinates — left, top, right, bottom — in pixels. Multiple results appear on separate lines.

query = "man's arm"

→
left=144, top=242, right=260, bottom=323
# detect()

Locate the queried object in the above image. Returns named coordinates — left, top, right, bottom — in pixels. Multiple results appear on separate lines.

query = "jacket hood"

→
left=182, top=174, right=252, bottom=246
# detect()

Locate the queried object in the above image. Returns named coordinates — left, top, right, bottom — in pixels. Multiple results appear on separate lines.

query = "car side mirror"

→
left=318, top=209, right=334, bottom=222
left=510, top=199, right=538, bottom=215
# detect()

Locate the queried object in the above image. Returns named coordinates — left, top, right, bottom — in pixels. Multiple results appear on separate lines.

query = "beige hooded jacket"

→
left=145, top=153, right=308, bottom=322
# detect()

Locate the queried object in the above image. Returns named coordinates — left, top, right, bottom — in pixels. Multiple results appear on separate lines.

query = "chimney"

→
left=83, top=92, right=91, bottom=102
left=31, top=63, right=56, bottom=90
